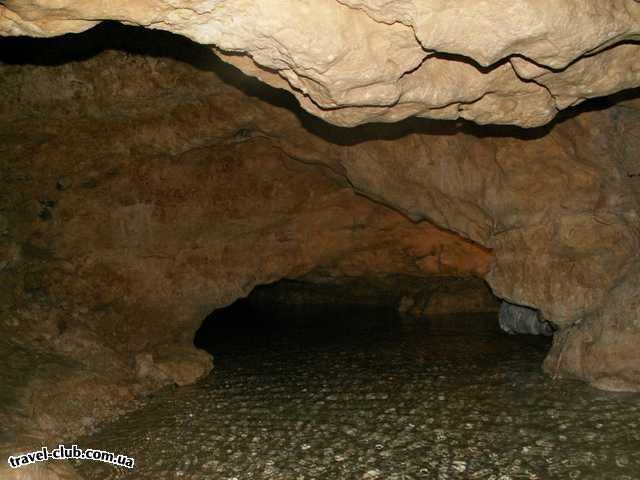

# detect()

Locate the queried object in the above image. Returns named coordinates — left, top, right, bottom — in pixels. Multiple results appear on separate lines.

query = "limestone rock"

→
left=498, top=302, right=553, bottom=336
left=419, top=284, right=499, bottom=317
left=0, top=36, right=493, bottom=446
left=152, top=346, right=214, bottom=387
left=544, top=265, right=640, bottom=391
left=2, top=22, right=640, bottom=459
left=1, top=1, right=640, bottom=127
left=248, top=276, right=498, bottom=315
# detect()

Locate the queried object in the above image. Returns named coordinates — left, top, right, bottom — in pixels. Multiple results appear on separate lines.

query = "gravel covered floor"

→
left=72, top=306, right=640, bottom=480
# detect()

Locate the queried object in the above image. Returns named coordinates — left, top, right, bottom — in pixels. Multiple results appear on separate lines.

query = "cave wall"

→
left=305, top=96, right=640, bottom=390
left=247, top=276, right=498, bottom=318
left=0, top=26, right=494, bottom=452
left=1, top=12, right=640, bottom=471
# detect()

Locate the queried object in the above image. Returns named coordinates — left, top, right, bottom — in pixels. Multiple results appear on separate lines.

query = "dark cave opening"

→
left=193, top=279, right=552, bottom=372
left=194, top=283, right=404, bottom=363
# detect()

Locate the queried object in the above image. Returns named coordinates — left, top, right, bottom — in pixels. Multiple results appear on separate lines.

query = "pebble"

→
left=72, top=310, right=640, bottom=479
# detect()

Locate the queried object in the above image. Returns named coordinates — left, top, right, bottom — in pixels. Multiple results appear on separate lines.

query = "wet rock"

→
left=499, top=302, right=554, bottom=336
left=153, top=346, right=214, bottom=387
left=71, top=311, right=640, bottom=480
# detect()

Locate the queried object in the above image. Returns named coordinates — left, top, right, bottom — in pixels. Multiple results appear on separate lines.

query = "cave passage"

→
left=72, top=281, right=640, bottom=478
left=3, top=17, right=640, bottom=480
left=193, top=280, right=550, bottom=371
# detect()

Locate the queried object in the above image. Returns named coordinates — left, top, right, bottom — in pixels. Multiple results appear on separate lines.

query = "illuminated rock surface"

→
left=1, top=14, right=640, bottom=480
left=1, top=1, right=639, bottom=127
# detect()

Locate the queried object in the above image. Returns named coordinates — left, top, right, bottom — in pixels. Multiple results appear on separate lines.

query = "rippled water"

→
left=72, top=306, right=640, bottom=479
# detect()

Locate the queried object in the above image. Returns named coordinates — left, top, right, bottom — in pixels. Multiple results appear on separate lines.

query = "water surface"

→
left=73, top=306, right=640, bottom=479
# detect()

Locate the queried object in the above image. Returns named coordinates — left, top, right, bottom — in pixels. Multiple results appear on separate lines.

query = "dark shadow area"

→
left=193, top=294, right=405, bottom=363
left=0, top=21, right=302, bottom=116
left=2, top=21, right=639, bottom=146
left=609, top=86, right=640, bottom=107
left=193, top=280, right=551, bottom=370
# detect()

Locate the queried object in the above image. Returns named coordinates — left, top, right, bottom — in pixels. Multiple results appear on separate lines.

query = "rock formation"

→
left=1, top=1, right=639, bottom=127
left=499, top=302, right=553, bottom=336
left=0, top=25, right=494, bottom=467
left=1, top=5, right=640, bottom=478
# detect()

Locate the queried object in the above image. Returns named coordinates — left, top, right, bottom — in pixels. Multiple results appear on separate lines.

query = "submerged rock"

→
left=499, top=301, right=554, bottom=336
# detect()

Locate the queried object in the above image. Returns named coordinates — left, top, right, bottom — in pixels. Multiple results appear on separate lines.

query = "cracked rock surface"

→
left=1, top=1, right=640, bottom=127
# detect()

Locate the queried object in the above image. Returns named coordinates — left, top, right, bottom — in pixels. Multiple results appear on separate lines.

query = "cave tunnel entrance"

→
left=193, top=277, right=553, bottom=375
left=6, top=18, right=640, bottom=480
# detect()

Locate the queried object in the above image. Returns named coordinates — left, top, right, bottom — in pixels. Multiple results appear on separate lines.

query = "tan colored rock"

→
left=422, top=286, right=498, bottom=317
left=544, top=265, right=640, bottom=392
left=339, top=0, right=639, bottom=68
left=0, top=40, right=492, bottom=449
left=1, top=23, right=640, bottom=467
left=1, top=0, right=640, bottom=127
left=511, top=43, right=640, bottom=110
left=313, top=107, right=640, bottom=329
left=247, top=276, right=497, bottom=314
left=152, top=346, right=214, bottom=387
left=395, top=278, right=499, bottom=318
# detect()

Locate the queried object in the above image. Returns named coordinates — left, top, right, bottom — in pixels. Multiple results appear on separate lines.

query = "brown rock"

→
left=1, top=23, right=640, bottom=464
left=544, top=265, right=640, bottom=392
left=0, top=33, right=493, bottom=447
